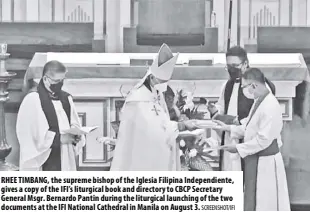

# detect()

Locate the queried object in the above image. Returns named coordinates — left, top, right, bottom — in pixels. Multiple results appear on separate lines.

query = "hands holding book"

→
left=60, top=134, right=81, bottom=145
left=220, top=144, right=238, bottom=153
left=61, top=126, right=99, bottom=145
left=206, top=100, right=240, bottom=125
left=212, top=120, right=231, bottom=132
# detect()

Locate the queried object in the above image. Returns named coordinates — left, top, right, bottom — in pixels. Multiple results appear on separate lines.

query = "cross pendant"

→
left=152, top=105, right=159, bottom=116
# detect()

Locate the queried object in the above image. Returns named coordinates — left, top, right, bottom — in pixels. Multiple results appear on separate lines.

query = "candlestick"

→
left=0, top=43, right=18, bottom=171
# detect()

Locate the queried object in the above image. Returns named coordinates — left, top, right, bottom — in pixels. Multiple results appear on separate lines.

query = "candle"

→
left=0, top=43, right=7, bottom=54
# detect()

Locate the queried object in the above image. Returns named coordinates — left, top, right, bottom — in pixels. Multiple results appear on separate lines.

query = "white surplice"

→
left=231, top=93, right=290, bottom=211
left=110, top=84, right=181, bottom=171
left=16, top=92, right=85, bottom=171
left=213, top=82, right=272, bottom=171
left=213, top=82, right=242, bottom=171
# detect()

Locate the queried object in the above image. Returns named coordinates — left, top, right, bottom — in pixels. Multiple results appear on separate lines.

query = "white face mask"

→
left=154, top=82, right=168, bottom=93
left=242, top=86, right=255, bottom=99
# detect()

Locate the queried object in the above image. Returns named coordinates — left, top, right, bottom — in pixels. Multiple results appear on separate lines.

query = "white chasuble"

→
left=16, top=92, right=85, bottom=171
left=110, top=85, right=181, bottom=171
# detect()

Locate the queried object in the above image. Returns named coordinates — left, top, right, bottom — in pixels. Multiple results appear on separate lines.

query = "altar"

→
left=25, top=52, right=309, bottom=171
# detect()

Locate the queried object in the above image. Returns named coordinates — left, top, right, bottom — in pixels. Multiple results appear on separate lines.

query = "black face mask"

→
left=50, top=81, right=64, bottom=94
left=227, top=66, right=242, bottom=81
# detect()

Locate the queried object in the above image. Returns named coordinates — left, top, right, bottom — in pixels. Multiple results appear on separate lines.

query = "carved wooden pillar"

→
left=0, top=44, right=18, bottom=171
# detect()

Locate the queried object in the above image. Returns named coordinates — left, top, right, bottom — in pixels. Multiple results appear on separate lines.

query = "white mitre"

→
left=134, top=43, right=179, bottom=89
left=150, top=43, right=179, bottom=81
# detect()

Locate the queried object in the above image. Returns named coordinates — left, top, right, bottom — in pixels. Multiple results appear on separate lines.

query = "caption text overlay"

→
left=0, top=171, right=243, bottom=212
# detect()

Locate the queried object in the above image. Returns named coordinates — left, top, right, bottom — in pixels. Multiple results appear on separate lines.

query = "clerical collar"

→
left=48, top=91, right=60, bottom=100
left=234, top=78, right=241, bottom=83
left=42, top=83, right=60, bottom=100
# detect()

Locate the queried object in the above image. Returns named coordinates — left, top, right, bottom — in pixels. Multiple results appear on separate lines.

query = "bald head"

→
left=242, top=67, right=266, bottom=85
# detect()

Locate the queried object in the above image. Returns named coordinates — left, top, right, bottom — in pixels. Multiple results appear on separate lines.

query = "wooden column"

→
left=307, top=0, right=310, bottom=25
left=292, top=0, right=307, bottom=26
left=279, top=0, right=290, bottom=26
left=240, top=0, right=250, bottom=47
left=13, top=0, right=26, bottom=21
left=2, top=0, right=13, bottom=22
left=106, top=0, right=121, bottom=52
left=133, top=0, right=139, bottom=26
left=213, top=0, right=238, bottom=51
left=213, top=0, right=225, bottom=52
left=229, top=0, right=238, bottom=48
left=39, top=0, right=52, bottom=22
left=26, top=0, right=39, bottom=21
left=93, top=0, right=105, bottom=52
left=119, top=0, right=131, bottom=53
left=54, top=0, right=65, bottom=22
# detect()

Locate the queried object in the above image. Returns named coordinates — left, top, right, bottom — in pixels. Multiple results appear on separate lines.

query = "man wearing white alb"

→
left=215, top=67, right=290, bottom=211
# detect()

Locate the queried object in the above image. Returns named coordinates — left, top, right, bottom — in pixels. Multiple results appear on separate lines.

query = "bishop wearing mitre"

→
left=16, top=60, right=85, bottom=171
left=110, top=44, right=197, bottom=171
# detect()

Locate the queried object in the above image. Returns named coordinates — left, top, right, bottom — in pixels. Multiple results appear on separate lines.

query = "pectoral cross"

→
left=152, top=105, right=159, bottom=116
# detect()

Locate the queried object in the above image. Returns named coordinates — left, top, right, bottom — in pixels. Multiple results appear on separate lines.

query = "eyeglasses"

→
left=225, top=61, right=244, bottom=70
left=241, top=83, right=252, bottom=89
left=45, top=75, right=65, bottom=84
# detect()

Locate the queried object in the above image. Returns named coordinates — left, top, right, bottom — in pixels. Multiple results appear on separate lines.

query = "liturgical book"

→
left=63, top=126, right=99, bottom=135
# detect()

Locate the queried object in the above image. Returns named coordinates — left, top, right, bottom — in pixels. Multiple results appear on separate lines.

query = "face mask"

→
left=242, top=86, right=255, bottom=99
left=50, top=81, right=64, bottom=94
left=154, top=82, right=168, bottom=93
left=227, top=66, right=242, bottom=81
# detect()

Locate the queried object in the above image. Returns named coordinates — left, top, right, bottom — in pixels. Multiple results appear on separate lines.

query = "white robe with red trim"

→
left=231, top=93, right=290, bottom=211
